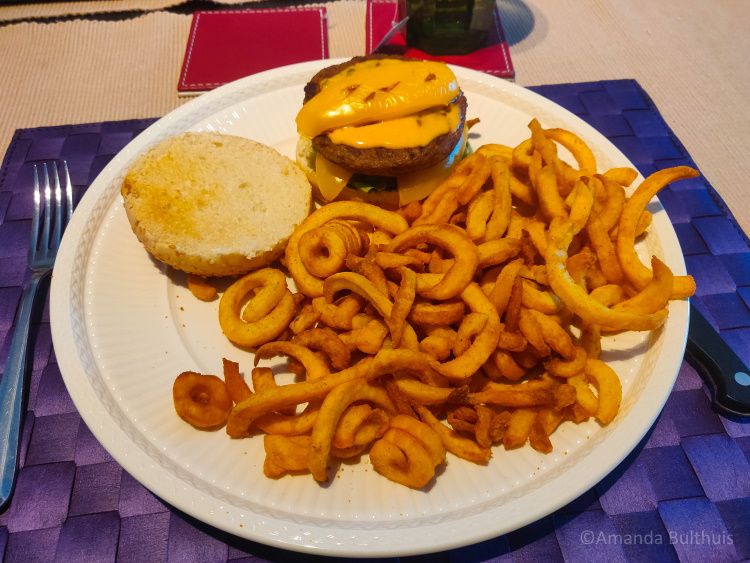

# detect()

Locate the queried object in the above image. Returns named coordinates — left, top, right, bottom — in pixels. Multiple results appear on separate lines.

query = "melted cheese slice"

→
left=328, top=105, right=461, bottom=149
left=312, top=130, right=469, bottom=205
left=397, top=128, right=468, bottom=205
left=296, top=58, right=458, bottom=140
left=315, top=152, right=353, bottom=201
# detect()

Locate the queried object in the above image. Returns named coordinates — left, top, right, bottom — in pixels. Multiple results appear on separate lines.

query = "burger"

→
left=295, top=55, right=470, bottom=209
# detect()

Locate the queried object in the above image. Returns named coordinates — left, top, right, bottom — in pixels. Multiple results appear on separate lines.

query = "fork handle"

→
left=0, top=271, right=49, bottom=509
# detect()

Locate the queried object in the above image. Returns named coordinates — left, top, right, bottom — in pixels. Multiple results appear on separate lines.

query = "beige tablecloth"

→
left=1, top=0, right=748, bottom=232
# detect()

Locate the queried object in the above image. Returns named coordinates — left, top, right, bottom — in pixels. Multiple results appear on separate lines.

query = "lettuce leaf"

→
left=349, top=174, right=398, bottom=193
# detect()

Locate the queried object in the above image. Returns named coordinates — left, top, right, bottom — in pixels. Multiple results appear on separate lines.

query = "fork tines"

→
left=31, top=161, right=73, bottom=259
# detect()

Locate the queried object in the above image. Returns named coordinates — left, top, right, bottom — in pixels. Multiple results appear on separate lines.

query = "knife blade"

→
left=369, top=16, right=409, bottom=54
left=685, top=302, right=750, bottom=417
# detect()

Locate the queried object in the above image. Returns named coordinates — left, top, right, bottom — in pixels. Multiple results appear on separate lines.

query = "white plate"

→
left=50, top=60, right=688, bottom=557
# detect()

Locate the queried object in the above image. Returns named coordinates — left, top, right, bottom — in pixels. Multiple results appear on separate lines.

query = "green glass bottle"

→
left=406, top=0, right=494, bottom=55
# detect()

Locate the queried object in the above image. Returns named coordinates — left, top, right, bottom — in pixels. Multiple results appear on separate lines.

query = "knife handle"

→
left=686, top=305, right=750, bottom=417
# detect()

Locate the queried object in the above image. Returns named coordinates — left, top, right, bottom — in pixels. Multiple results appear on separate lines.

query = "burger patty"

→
left=303, top=55, right=467, bottom=177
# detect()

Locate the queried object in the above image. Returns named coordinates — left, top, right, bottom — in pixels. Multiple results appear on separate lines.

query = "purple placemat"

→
left=0, top=81, right=749, bottom=562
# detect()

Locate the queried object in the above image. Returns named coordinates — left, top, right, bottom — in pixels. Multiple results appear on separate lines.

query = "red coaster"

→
left=178, top=8, right=329, bottom=94
left=366, top=0, right=514, bottom=79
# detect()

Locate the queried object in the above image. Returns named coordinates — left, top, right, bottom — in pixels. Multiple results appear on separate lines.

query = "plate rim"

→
left=50, top=59, right=689, bottom=557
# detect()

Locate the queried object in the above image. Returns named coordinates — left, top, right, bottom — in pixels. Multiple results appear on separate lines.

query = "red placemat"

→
left=178, top=8, right=329, bottom=95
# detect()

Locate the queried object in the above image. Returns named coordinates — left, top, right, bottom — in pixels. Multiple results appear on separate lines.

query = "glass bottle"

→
left=405, top=0, right=495, bottom=55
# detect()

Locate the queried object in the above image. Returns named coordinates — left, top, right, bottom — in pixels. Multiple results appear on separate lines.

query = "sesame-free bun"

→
left=122, top=132, right=311, bottom=277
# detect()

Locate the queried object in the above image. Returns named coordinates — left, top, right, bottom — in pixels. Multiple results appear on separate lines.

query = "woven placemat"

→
left=0, top=80, right=748, bottom=562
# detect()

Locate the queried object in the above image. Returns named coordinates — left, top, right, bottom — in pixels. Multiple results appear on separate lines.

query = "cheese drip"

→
left=398, top=128, right=468, bottom=205
left=314, top=152, right=353, bottom=201
left=310, top=129, right=469, bottom=205
left=296, top=59, right=458, bottom=140
left=328, top=105, right=460, bottom=149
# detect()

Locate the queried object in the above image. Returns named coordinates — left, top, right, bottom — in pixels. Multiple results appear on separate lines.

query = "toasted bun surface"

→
left=122, top=132, right=311, bottom=276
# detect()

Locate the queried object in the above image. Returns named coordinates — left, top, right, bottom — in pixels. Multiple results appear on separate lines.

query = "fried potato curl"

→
left=173, top=371, right=232, bottom=430
left=174, top=119, right=697, bottom=489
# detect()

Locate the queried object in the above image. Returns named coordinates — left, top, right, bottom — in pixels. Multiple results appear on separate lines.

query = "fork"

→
left=0, top=161, right=73, bottom=509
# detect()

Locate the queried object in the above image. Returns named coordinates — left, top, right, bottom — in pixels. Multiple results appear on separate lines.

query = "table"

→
left=0, top=2, right=748, bottom=561
left=1, top=0, right=747, bottom=233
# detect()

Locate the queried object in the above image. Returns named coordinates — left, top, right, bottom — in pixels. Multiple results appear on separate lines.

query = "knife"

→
left=685, top=302, right=750, bottom=417
left=369, top=16, right=409, bottom=54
